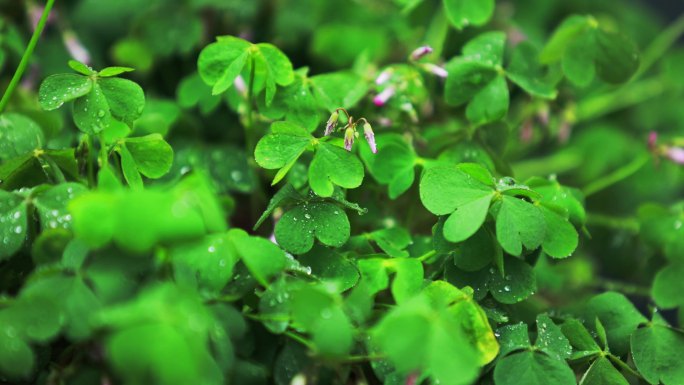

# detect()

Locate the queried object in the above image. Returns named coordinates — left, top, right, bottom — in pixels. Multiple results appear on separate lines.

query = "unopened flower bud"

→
left=373, top=86, right=395, bottom=107
left=410, top=45, right=433, bottom=61
left=325, top=111, right=339, bottom=136
left=63, top=31, right=90, bottom=64
left=666, top=147, right=684, bottom=164
left=375, top=69, right=392, bottom=85
left=648, top=131, right=658, bottom=150
left=363, top=122, right=377, bottom=154
left=422, top=63, right=448, bottom=78
left=344, top=126, right=355, bottom=152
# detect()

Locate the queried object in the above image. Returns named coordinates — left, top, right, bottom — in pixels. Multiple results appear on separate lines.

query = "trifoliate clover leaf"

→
left=372, top=295, right=480, bottom=385
left=68, top=59, right=96, bottom=76
left=445, top=255, right=537, bottom=304
left=309, top=141, right=364, bottom=198
left=540, top=15, right=640, bottom=86
left=254, top=121, right=314, bottom=185
left=493, top=350, right=576, bottom=385
left=228, top=229, right=287, bottom=286
left=507, top=42, right=559, bottom=99
left=443, top=0, right=495, bottom=30
left=274, top=201, right=350, bottom=255
left=360, top=134, right=418, bottom=199
left=445, top=32, right=509, bottom=126
left=0, top=113, right=45, bottom=161
left=560, top=319, right=601, bottom=355
left=299, top=245, right=359, bottom=292
left=638, top=203, right=684, bottom=262
left=580, top=291, right=647, bottom=356
left=419, top=163, right=496, bottom=243
left=631, top=314, right=684, bottom=385
left=39, top=63, right=145, bottom=134
left=198, top=35, right=294, bottom=105
left=652, top=262, right=684, bottom=309
left=169, top=234, right=238, bottom=292
left=581, top=356, right=630, bottom=385
left=434, top=219, right=501, bottom=272
left=356, top=258, right=424, bottom=304
left=117, top=134, right=174, bottom=188
left=493, top=195, right=546, bottom=256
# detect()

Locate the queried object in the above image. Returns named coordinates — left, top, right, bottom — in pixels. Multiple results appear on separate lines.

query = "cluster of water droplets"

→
left=0, top=195, right=27, bottom=249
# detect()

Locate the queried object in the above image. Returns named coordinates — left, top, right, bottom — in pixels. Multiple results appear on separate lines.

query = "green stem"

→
left=595, top=279, right=651, bottom=297
left=417, top=250, right=437, bottom=262
left=575, top=78, right=665, bottom=123
left=635, top=13, right=684, bottom=79
left=582, top=154, right=650, bottom=197
left=245, top=56, right=257, bottom=154
left=608, top=354, right=645, bottom=381
left=586, top=213, right=639, bottom=233
left=0, top=0, right=56, bottom=113
left=284, top=331, right=313, bottom=348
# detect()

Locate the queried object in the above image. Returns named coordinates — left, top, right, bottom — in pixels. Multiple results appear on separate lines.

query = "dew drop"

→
left=304, top=213, right=311, bottom=219
left=503, top=285, right=511, bottom=292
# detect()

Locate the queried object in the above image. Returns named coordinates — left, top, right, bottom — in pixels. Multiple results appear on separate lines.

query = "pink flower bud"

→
left=375, top=69, right=392, bottom=85
left=363, top=122, right=377, bottom=154
left=344, top=126, right=355, bottom=152
left=63, top=31, right=90, bottom=65
left=325, top=111, right=339, bottom=136
left=666, top=147, right=684, bottom=164
left=648, top=131, right=658, bottom=150
left=234, top=75, right=247, bottom=95
left=373, top=86, right=395, bottom=107
left=410, top=45, right=433, bottom=61
left=423, top=63, right=448, bottom=78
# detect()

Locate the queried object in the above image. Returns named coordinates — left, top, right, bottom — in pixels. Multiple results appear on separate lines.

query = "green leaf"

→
left=38, top=74, right=93, bottom=111
left=493, top=350, right=576, bottom=385
left=98, top=77, right=146, bottom=126
left=170, top=234, right=238, bottom=292
left=420, top=164, right=495, bottom=242
left=0, top=190, right=28, bottom=261
left=581, top=292, right=646, bottom=355
left=362, top=135, right=417, bottom=199
left=443, top=0, right=495, bottom=30
left=497, top=323, right=531, bottom=357
left=33, top=183, right=88, bottom=231
left=254, top=184, right=303, bottom=230
left=274, top=201, right=350, bottom=254
left=124, top=134, right=174, bottom=178
left=446, top=255, right=536, bottom=304
left=98, top=66, right=135, bottom=77
left=299, top=246, right=359, bottom=292
left=119, top=145, right=144, bottom=189
left=197, top=36, right=251, bottom=89
left=229, top=229, right=287, bottom=286
left=310, top=71, right=370, bottom=111
left=0, top=113, right=44, bottom=161
left=652, top=262, right=684, bottom=309
left=494, top=196, right=545, bottom=256
left=372, top=296, right=480, bottom=385
left=388, top=258, right=424, bottom=304
left=256, top=43, right=295, bottom=103
left=212, top=50, right=249, bottom=95
left=561, top=319, right=600, bottom=354
left=371, top=227, right=413, bottom=258
left=631, top=319, right=684, bottom=385
left=72, top=82, right=112, bottom=135
left=68, top=60, right=96, bottom=75
left=309, top=142, right=364, bottom=197
left=580, top=356, right=629, bottom=385
left=507, top=43, right=558, bottom=99
left=540, top=15, right=639, bottom=85
left=540, top=206, right=578, bottom=259
left=254, top=122, right=313, bottom=183
left=0, top=332, right=34, bottom=380
left=535, top=314, right=572, bottom=360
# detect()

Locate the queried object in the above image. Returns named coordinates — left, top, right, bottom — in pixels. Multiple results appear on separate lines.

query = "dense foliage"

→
left=1, top=0, right=684, bottom=384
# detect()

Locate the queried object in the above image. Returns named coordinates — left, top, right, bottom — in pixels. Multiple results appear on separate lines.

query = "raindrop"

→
left=304, top=213, right=311, bottom=219
left=208, top=245, right=216, bottom=253
left=13, top=226, right=22, bottom=234
left=503, top=285, right=511, bottom=292
left=320, top=309, right=332, bottom=319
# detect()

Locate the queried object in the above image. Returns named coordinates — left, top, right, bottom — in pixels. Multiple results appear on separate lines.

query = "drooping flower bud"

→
left=422, top=63, right=448, bottom=78
left=410, top=45, right=433, bottom=61
left=63, top=31, right=91, bottom=64
left=344, top=126, right=355, bottom=152
left=648, top=131, right=658, bottom=150
left=373, top=86, right=395, bottom=107
left=363, top=122, right=377, bottom=154
left=325, top=111, right=339, bottom=136
left=666, top=147, right=684, bottom=164
left=375, top=69, right=392, bottom=85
